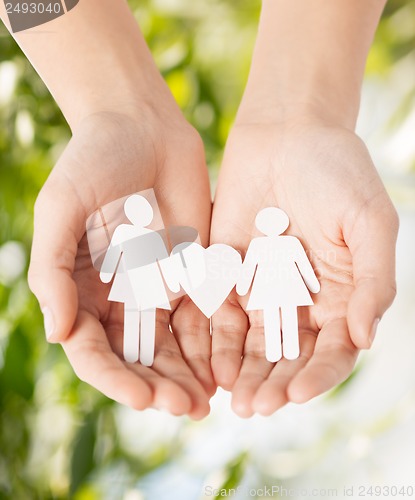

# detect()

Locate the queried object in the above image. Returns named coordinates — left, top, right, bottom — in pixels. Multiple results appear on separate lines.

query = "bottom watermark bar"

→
left=203, top=484, right=414, bottom=498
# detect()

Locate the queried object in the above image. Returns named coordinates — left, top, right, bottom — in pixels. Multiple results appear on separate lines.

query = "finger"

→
left=210, top=160, right=255, bottom=392
left=105, top=314, right=197, bottom=417
left=151, top=320, right=211, bottom=420
left=287, top=318, right=359, bottom=403
left=231, top=323, right=274, bottom=418
left=28, top=172, right=85, bottom=343
left=171, top=299, right=216, bottom=397
left=346, top=199, right=399, bottom=348
left=61, top=310, right=153, bottom=410
left=252, top=330, right=317, bottom=416
left=127, top=365, right=194, bottom=417
left=211, top=295, right=249, bottom=390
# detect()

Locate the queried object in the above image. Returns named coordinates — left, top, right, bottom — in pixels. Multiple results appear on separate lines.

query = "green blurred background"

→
left=1, top=1, right=415, bottom=499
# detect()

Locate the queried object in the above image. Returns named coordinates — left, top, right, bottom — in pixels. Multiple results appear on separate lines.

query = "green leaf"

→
left=0, top=324, right=34, bottom=401
left=217, top=452, right=248, bottom=497
left=69, top=413, right=97, bottom=497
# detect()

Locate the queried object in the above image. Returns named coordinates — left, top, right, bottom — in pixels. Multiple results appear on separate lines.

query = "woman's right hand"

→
left=0, top=0, right=216, bottom=418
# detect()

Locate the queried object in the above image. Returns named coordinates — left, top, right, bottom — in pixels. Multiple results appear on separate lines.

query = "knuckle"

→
left=69, top=339, right=104, bottom=382
left=173, top=315, right=203, bottom=336
left=182, top=125, right=204, bottom=155
left=386, top=281, right=397, bottom=304
left=178, top=325, right=200, bottom=340
left=388, top=205, right=400, bottom=233
left=33, top=183, right=52, bottom=217
left=155, top=346, right=182, bottom=361
left=72, top=361, right=91, bottom=383
left=212, top=323, right=242, bottom=337
left=33, top=175, right=66, bottom=220
left=73, top=364, right=87, bottom=383
left=369, top=195, right=399, bottom=231
left=27, top=265, right=39, bottom=293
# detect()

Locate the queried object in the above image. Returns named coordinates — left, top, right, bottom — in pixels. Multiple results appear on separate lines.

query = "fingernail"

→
left=42, top=307, right=55, bottom=340
left=369, top=318, right=380, bottom=346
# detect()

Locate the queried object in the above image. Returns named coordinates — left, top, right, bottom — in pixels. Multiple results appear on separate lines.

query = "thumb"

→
left=28, top=174, right=85, bottom=343
left=346, top=199, right=399, bottom=349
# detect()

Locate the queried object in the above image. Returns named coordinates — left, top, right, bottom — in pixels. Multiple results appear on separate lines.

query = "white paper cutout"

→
left=89, top=195, right=320, bottom=366
left=86, top=190, right=202, bottom=366
left=99, top=195, right=178, bottom=366
left=86, top=189, right=200, bottom=302
left=236, top=207, right=320, bottom=362
left=86, top=189, right=165, bottom=272
left=171, top=242, right=242, bottom=318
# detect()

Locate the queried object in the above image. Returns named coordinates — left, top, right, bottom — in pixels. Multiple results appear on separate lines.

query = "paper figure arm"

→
left=294, top=239, right=320, bottom=293
left=236, top=242, right=258, bottom=296
left=99, top=230, right=123, bottom=283
left=158, top=253, right=181, bottom=293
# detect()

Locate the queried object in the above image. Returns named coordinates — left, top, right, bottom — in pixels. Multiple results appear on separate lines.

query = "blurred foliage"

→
left=0, top=0, right=414, bottom=498
left=216, top=452, right=248, bottom=498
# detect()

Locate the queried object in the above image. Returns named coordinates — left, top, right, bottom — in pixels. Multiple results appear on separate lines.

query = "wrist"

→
left=235, top=87, right=359, bottom=130
left=47, top=10, right=175, bottom=130
left=236, top=0, right=386, bottom=130
left=64, top=64, right=176, bottom=132
left=5, top=0, right=179, bottom=131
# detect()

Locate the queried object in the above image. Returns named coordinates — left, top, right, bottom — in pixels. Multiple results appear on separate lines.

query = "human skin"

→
left=210, top=0, right=399, bottom=417
left=1, top=0, right=399, bottom=419
left=1, top=0, right=214, bottom=419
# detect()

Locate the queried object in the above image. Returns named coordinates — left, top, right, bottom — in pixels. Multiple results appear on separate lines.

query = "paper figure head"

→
left=255, top=207, right=289, bottom=236
left=124, top=195, right=153, bottom=227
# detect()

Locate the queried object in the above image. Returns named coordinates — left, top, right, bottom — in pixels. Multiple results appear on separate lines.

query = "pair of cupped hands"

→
left=27, top=76, right=398, bottom=419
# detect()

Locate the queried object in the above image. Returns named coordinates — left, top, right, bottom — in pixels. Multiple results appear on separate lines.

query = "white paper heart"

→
left=94, top=195, right=322, bottom=366
left=172, top=242, right=242, bottom=318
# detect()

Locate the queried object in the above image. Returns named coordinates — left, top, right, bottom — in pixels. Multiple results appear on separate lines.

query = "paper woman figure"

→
left=99, top=195, right=179, bottom=366
left=237, top=207, right=320, bottom=362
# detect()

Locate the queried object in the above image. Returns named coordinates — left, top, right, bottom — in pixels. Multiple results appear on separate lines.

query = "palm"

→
left=32, top=111, right=214, bottom=418
left=211, top=121, right=396, bottom=416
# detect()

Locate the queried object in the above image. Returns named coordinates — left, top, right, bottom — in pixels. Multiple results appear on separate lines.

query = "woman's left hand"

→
left=210, top=116, right=398, bottom=417
left=28, top=106, right=215, bottom=419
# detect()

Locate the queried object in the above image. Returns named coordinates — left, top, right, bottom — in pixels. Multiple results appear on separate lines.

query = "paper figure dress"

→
left=237, top=207, right=320, bottom=362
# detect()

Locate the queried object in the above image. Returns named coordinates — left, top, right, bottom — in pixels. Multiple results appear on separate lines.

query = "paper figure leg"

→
left=139, top=308, right=156, bottom=367
left=124, top=306, right=140, bottom=363
left=263, top=307, right=282, bottom=362
left=281, top=306, right=299, bottom=360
